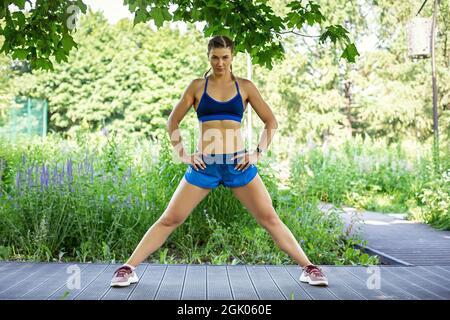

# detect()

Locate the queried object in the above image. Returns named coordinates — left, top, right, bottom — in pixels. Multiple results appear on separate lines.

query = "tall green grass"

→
left=0, top=131, right=375, bottom=265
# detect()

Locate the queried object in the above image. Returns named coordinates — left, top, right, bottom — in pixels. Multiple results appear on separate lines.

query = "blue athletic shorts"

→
left=184, top=149, right=258, bottom=189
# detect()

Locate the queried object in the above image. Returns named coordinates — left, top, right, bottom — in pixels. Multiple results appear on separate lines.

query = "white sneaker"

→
left=110, top=265, right=139, bottom=287
left=299, top=264, right=329, bottom=286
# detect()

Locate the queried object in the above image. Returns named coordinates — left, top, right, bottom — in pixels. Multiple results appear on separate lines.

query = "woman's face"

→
left=208, top=47, right=233, bottom=74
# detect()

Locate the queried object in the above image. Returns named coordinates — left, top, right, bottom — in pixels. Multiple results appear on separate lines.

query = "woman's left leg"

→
left=230, top=173, right=313, bottom=268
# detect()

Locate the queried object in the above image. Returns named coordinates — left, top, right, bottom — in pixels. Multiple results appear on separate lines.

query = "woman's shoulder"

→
left=186, top=78, right=205, bottom=89
left=191, top=77, right=207, bottom=86
left=235, top=76, right=254, bottom=91
left=235, top=76, right=253, bottom=84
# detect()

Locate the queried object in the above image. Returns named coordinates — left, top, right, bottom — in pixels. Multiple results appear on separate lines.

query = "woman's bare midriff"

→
left=196, top=120, right=246, bottom=154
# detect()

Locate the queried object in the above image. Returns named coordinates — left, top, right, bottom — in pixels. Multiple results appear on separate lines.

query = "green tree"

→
left=0, top=0, right=359, bottom=72
left=10, top=12, right=209, bottom=139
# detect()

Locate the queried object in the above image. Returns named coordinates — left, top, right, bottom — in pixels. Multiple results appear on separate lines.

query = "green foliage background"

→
left=0, top=0, right=449, bottom=264
left=0, top=0, right=449, bottom=147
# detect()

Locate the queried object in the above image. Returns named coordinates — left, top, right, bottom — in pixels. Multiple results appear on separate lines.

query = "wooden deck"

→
left=0, top=262, right=449, bottom=300
left=318, top=202, right=450, bottom=266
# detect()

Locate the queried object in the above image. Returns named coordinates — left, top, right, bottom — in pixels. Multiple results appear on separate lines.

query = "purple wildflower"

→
left=52, top=163, right=59, bottom=185
left=34, top=164, right=39, bottom=188
left=15, top=171, right=21, bottom=189
left=101, top=127, right=108, bottom=137
left=67, top=158, right=73, bottom=183
left=108, top=194, right=116, bottom=204
left=60, top=164, right=65, bottom=185
left=27, top=165, right=33, bottom=188
left=143, top=185, right=147, bottom=197
left=126, top=194, right=132, bottom=209
left=90, top=164, right=94, bottom=184
left=40, top=163, right=45, bottom=192
left=40, top=163, right=49, bottom=190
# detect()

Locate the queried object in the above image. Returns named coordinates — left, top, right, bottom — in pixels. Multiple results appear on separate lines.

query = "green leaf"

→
left=76, top=0, right=88, bottom=13
left=150, top=7, right=168, bottom=28
left=13, top=0, right=26, bottom=9
left=55, top=49, right=68, bottom=63
left=12, top=48, right=28, bottom=60
left=341, top=43, right=359, bottom=63
left=206, top=0, right=220, bottom=9
left=12, top=11, right=25, bottom=28
left=127, top=1, right=139, bottom=12
left=50, top=31, right=59, bottom=44
left=161, top=7, right=172, bottom=21
left=61, top=33, right=75, bottom=52
left=134, top=8, right=147, bottom=25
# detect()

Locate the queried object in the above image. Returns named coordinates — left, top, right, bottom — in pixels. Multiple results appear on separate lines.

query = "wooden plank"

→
left=47, top=263, right=109, bottom=300
left=285, top=266, right=338, bottom=300
left=74, top=264, right=121, bottom=300
left=206, top=265, right=233, bottom=300
left=0, top=262, right=39, bottom=291
left=180, top=264, right=207, bottom=300
left=245, top=265, right=285, bottom=300
left=0, top=263, right=47, bottom=295
left=379, top=252, right=450, bottom=255
left=0, top=263, right=67, bottom=299
left=154, top=264, right=187, bottom=300
left=381, top=267, right=446, bottom=300
left=322, top=203, right=450, bottom=266
left=319, top=266, right=367, bottom=300
left=396, top=267, right=450, bottom=299
left=128, top=264, right=167, bottom=300
left=435, top=266, right=450, bottom=275
left=0, top=261, right=12, bottom=271
left=227, top=265, right=259, bottom=300
left=347, top=266, right=419, bottom=300
left=101, top=264, right=148, bottom=300
left=329, top=267, right=390, bottom=300
left=0, top=262, right=25, bottom=277
left=388, top=255, right=450, bottom=259
left=417, top=266, right=450, bottom=285
left=2, top=262, right=449, bottom=300
left=265, top=266, right=312, bottom=300
left=23, top=263, right=90, bottom=300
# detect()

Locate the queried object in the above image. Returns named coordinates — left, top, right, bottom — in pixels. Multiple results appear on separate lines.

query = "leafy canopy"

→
left=0, top=0, right=359, bottom=71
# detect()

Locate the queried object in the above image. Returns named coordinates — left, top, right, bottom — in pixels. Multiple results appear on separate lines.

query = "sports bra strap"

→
left=203, top=77, right=209, bottom=94
left=235, top=80, right=240, bottom=94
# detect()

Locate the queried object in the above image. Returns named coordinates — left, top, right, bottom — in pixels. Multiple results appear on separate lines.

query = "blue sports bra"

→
left=196, top=76, right=244, bottom=123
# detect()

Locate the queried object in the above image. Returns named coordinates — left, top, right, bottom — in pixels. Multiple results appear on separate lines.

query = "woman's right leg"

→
left=125, top=177, right=211, bottom=267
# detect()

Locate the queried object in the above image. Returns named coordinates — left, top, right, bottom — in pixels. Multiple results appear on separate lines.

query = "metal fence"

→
left=0, top=97, right=48, bottom=139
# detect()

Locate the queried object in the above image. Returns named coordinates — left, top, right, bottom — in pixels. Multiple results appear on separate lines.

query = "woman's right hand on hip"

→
left=182, top=152, right=206, bottom=171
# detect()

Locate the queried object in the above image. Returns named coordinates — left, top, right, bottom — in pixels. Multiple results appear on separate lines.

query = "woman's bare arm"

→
left=243, top=79, right=278, bottom=152
left=166, top=79, right=198, bottom=160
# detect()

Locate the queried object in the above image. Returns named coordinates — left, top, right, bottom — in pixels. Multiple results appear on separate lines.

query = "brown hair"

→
left=203, top=35, right=236, bottom=81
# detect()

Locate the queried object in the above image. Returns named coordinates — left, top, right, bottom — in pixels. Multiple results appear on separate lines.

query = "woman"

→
left=110, top=35, right=328, bottom=287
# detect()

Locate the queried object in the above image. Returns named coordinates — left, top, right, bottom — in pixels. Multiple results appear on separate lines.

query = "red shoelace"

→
left=115, top=266, right=132, bottom=277
left=304, top=264, right=324, bottom=277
